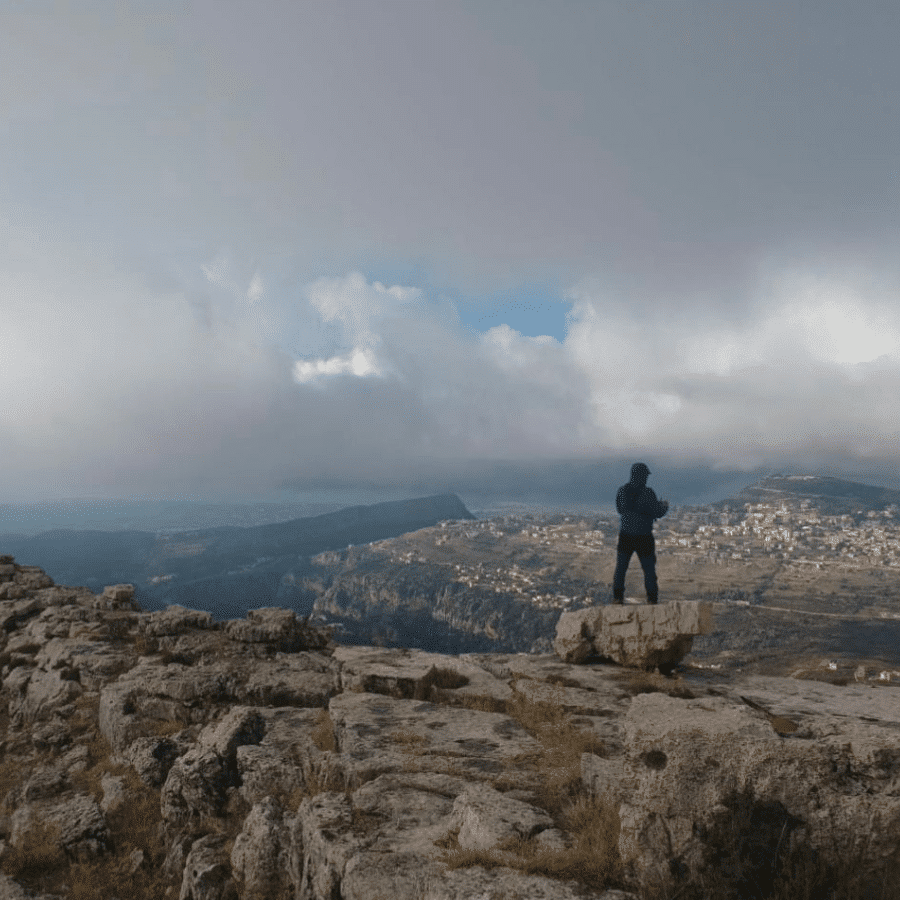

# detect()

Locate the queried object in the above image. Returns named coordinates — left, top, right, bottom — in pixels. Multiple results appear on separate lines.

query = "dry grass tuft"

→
left=422, top=675, right=628, bottom=895
left=433, top=790, right=624, bottom=893
left=611, top=668, right=697, bottom=698
left=1, top=821, right=69, bottom=889
left=0, top=693, right=179, bottom=899
left=132, top=632, right=158, bottom=656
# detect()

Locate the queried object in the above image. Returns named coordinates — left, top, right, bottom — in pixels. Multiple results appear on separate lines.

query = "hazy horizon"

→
left=2, top=463, right=899, bottom=538
left=3, top=2, right=899, bottom=507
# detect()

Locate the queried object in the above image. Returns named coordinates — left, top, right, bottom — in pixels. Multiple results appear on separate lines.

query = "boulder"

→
left=223, top=606, right=328, bottom=653
left=140, top=604, right=214, bottom=636
left=0, top=555, right=897, bottom=900
left=553, top=600, right=715, bottom=670
left=93, top=583, right=141, bottom=611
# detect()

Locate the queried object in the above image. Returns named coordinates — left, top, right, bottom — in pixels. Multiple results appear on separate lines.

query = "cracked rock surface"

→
left=0, top=555, right=898, bottom=899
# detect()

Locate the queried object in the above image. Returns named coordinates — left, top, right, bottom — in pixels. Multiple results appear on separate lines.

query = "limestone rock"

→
left=230, top=796, right=291, bottom=899
left=449, top=783, right=558, bottom=851
left=223, top=606, right=328, bottom=653
left=9, top=792, right=110, bottom=863
left=99, top=773, right=128, bottom=815
left=161, top=707, right=266, bottom=832
left=554, top=600, right=715, bottom=670
left=178, top=833, right=238, bottom=900
left=140, top=603, right=214, bottom=636
left=582, top=681, right=900, bottom=893
left=94, top=583, right=141, bottom=611
left=118, top=732, right=197, bottom=788
left=0, top=554, right=897, bottom=900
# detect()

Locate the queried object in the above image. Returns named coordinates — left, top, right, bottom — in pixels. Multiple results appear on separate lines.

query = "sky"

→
left=2, top=0, right=900, bottom=515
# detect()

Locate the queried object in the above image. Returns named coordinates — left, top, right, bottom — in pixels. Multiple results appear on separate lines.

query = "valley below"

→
left=288, top=509, right=900, bottom=683
left=3, top=477, right=900, bottom=684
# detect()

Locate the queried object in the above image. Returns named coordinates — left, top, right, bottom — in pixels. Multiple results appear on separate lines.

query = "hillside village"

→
left=667, top=498, right=900, bottom=570
left=322, top=495, right=900, bottom=612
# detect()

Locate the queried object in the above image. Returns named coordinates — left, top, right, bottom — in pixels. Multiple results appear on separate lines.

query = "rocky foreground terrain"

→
left=0, top=555, right=898, bottom=900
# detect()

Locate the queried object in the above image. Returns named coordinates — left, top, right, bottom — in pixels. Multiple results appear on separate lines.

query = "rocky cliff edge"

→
left=0, top=555, right=898, bottom=900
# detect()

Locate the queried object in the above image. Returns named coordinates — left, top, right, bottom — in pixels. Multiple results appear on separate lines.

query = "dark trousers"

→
left=612, top=533, right=658, bottom=601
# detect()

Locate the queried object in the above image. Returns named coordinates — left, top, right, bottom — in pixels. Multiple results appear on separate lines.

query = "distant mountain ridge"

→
left=729, top=475, right=900, bottom=514
left=0, top=493, right=475, bottom=603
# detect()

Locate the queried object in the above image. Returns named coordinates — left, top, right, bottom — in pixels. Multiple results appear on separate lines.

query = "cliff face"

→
left=306, top=568, right=560, bottom=654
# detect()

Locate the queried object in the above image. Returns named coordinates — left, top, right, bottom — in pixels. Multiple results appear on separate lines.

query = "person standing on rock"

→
left=612, top=462, right=669, bottom=604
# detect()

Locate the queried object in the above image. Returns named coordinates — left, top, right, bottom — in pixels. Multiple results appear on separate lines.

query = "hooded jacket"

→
left=616, top=474, right=668, bottom=535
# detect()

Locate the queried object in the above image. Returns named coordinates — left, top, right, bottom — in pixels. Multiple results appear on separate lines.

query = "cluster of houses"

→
left=352, top=498, right=900, bottom=609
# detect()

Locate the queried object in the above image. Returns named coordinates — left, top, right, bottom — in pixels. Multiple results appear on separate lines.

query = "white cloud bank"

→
left=2, top=239, right=899, bottom=503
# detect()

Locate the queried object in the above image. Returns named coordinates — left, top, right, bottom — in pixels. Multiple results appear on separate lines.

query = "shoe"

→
left=612, top=595, right=625, bottom=605
left=647, top=595, right=658, bottom=605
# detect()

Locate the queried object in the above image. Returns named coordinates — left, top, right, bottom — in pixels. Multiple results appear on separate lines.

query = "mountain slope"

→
left=0, top=493, right=475, bottom=605
left=731, top=475, right=900, bottom=516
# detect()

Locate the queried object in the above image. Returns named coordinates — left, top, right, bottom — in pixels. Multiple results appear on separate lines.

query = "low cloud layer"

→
left=2, top=2, right=899, bottom=507
left=3, top=235, right=899, bottom=504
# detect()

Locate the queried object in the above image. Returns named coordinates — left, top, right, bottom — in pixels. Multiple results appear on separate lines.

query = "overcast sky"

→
left=2, top=0, right=900, bottom=508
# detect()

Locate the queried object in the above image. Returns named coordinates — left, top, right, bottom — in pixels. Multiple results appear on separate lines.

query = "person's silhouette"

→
left=612, top=463, right=669, bottom=604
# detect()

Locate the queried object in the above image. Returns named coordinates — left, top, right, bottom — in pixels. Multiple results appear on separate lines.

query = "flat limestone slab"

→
left=553, top=601, right=715, bottom=669
left=327, top=690, right=546, bottom=786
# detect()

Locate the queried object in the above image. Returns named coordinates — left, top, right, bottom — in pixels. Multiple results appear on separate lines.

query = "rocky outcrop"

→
left=582, top=682, right=900, bottom=893
left=553, top=601, right=715, bottom=671
left=0, top=554, right=898, bottom=900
